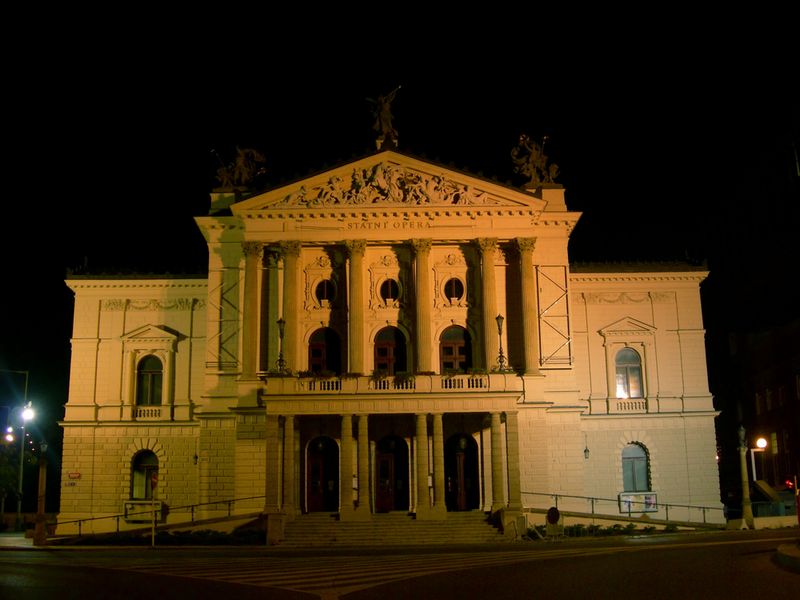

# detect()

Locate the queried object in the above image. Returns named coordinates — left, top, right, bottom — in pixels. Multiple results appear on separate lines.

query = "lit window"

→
left=136, top=355, right=163, bottom=406
left=622, top=443, right=650, bottom=492
left=615, top=348, right=643, bottom=399
left=131, top=450, right=158, bottom=500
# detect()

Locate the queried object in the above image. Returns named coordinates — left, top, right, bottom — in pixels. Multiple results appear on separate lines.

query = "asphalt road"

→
left=1, top=530, right=797, bottom=599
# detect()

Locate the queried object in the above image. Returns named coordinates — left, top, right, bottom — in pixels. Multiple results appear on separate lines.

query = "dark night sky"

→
left=1, top=38, right=798, bottom=484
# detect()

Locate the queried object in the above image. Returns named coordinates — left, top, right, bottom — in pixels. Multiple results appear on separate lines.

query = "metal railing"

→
left=522, top=491, right=725, bottom=526
left=57, top=495, right=266, bottom=537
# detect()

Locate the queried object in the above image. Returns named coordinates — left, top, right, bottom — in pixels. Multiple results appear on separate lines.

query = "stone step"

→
left=280, top=511, right=509, bottom=547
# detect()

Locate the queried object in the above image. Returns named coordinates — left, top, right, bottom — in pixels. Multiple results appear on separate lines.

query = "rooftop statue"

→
left=213, top=147, right=267, bottom=191
left=511, top=134, right=560, bottom=187
left=367, top=86, right=401, bottom=150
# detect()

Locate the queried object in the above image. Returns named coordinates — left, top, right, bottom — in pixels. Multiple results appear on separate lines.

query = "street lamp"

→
left=17, top=402, right=34, bottom=531
left=495, top=314, right=507, bottom=371
left=749, top=437, right=768, bottom=482
left=276, top=317, right=287, bottom=373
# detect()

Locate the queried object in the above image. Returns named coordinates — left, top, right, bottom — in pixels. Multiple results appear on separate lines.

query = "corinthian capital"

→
left=279, top=241, right=302, bottom=257
left=344, top=239, right=367, bottom=257
left=476, top=238, right=498, bottom=254
left=515, top=237, right=536, bottom=253
left=242, top=242, right=262, bottom=258
left=411, top=238, right=432, bottom=254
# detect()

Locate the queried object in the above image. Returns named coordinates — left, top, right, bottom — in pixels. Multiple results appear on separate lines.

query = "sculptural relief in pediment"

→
left=276, top=163, right=506, bottom=208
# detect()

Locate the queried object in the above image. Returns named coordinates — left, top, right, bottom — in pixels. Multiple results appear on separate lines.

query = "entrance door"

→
left=375, top=435, right=409, bottom=512
left=306, top=436, right=339, bottom=512
left=445, top=434, right=480, bottom=511
left=376, top=453, right=395, bottom=513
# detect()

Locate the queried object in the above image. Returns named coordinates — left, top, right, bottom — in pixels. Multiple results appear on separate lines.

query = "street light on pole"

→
left=17, top=402, right=34, bottom=531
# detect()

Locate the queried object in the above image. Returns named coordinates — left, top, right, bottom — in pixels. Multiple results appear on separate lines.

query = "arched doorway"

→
left=439, top=325, right=472, bottom=373
left=308, top=327, right=342, bottom=374
left=374, top=326, right=407, bottom=375
left=306, top=436, right=339, bottom=512
left=375, top=435, right=410, bottom=512
left=445, top=434, right=480, bottom=511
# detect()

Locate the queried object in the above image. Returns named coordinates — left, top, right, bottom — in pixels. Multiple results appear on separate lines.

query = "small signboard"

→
left=618, top=492, right=658, bottom=513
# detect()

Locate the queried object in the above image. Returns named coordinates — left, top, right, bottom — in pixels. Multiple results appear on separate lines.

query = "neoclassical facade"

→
left=58, top=151, right=723, bottom=539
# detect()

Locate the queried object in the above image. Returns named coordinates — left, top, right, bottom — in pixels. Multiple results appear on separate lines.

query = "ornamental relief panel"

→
left=433, top=249, right=474, bottom=310
left=368, top=251, right=409, bottom=312
left=275, top=162, right=507, bottom=207
left=303, top=251, right=343, bottom=312
left=102, top=298, right=204, bottom=311
left=583, top=292, right=649, bottom=304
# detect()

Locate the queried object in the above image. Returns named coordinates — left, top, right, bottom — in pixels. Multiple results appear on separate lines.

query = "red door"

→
left=375, top=453, right=395, bottom=512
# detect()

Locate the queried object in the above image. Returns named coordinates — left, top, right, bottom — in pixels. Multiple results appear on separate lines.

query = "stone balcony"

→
left=259, top=372, right=524, bottom=396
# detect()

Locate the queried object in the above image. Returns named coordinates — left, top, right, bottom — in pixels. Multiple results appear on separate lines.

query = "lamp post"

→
left=16, top=402, right=34, bottom=531
left=495, top=314, right=507, bottom=371
left=749, top=437, right=767, bottom=482
left=738, top=425, right=754, bottom=529
left=276, top=317, right=287, bottom=373
left=33, top=440, right=48, bottom=546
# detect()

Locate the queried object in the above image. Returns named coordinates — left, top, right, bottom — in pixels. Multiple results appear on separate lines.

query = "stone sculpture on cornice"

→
left=277, top=163, right=503, bottom=208
left=511, top=134, right=559, bottom=187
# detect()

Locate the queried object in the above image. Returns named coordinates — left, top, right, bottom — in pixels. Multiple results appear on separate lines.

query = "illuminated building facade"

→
left=58, top=151, right=723, bottom=540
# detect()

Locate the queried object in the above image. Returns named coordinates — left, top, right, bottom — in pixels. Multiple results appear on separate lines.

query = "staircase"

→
left=280, top=511, right=509, bottom=547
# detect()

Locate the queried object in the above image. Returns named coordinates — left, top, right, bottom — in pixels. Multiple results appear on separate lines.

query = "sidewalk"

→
left=0, top=532, right=32, bottom=548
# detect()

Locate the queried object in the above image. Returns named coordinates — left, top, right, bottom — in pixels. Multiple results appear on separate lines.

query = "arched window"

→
left=380, top=279, right=400, bottom=304
left=308, top=328, right=342, bottom=374
left=131, top=450, right=159, bottom=500
left=622, top=443, right=650, bottom=492
left=615, top=348, right=643, bottom=399
left=374, top=327, right=407, bottom=375
left=440, top=325, right=472, bottom=373
left=136, top=355, right=163, bottom=406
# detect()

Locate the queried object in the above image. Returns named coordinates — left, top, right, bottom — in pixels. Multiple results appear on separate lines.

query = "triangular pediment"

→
left=120, top=324, right=179, bottom=343
left=598, top=317, right=656, bottom=337
left=232, top=151, right=547, bottom=214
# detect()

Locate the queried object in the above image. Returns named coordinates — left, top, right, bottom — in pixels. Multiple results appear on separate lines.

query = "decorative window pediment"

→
left=599, top=317, right=655, bottom=338
left=121, top=324, right=180, bottom=348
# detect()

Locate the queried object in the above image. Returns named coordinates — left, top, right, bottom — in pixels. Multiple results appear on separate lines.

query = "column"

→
left=279, top=241, right=301, bottom=372
left=477, top=238, right=499, bottom=369
left=415, top=413, right=430, bottom=517
left=505, top=412, right=522, bottom=511
left=345, top=240, right=367, bottom=374
left=432, top=413, right=446, bottom=516
left=490, top=412, right=505, bottom=512
left=260, top=251, right=280, bottom=373
left=340, top=415, right=355, bottom=518
left=516, top=237, right=540, bottom=375
left=241, top=242, right=262, bottom=379
left=412, top=239, right=433, bottom=373
left=356, top=414, right=371, bottom=517
left=282, top=416, right=295, bottom=518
